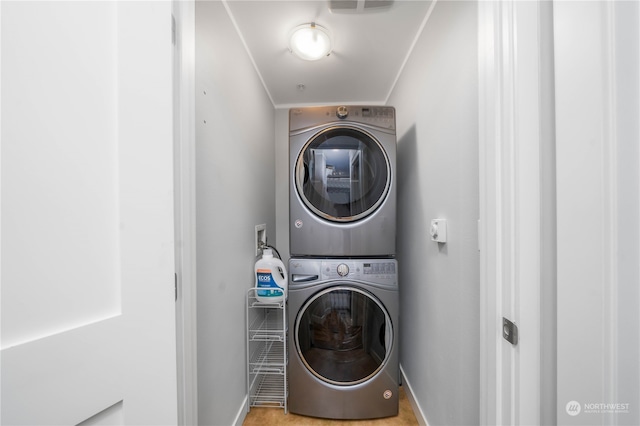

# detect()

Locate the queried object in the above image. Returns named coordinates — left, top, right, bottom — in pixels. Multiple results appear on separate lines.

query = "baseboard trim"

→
left=232, top=395, right=248, bottom=426
left=400, top=365, right=429, bottom=426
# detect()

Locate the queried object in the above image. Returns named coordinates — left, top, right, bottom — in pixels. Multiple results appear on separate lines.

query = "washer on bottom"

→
left=287, top=258, right=399, bottom=420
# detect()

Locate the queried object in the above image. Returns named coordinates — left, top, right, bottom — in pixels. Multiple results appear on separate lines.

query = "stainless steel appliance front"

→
left=287, top=258, right=399, bottom=419
left=289, top=105, right=397, bottom=257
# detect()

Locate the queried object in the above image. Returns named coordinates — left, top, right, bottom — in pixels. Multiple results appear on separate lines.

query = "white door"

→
left=1, top=2, right=178, bottom=424
left=555, top=1, right=640, bottom=425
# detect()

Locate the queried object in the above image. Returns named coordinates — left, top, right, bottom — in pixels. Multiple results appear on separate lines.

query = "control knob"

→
left=337, top=263, right=349, bottom=277
left=336, top=106, right=349, bottom=119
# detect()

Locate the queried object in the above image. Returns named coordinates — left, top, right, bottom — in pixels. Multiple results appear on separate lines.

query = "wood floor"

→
left=242, top=386, right=419, bottom=425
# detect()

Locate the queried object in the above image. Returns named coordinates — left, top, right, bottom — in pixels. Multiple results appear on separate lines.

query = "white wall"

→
left=386, top=1, right=480, bottom=425
left=274, top=109, right=290, bottom=262
left=195, top=2, right=276, bottom=424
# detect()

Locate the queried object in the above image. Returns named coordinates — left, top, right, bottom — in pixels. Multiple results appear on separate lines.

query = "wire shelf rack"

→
left=247, top=288, right=287, bottom=413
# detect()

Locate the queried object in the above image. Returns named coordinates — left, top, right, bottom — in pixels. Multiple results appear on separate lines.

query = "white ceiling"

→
left=224, top=0, right=435, bottom=108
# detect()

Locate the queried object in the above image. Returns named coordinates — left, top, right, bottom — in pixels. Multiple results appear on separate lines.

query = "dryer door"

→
left=295, top=127, right=390, bottom=222
left=294, top=286, right=393, bottom=385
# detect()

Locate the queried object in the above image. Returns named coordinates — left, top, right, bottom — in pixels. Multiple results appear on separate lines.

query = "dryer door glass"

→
left=295, top=286, right=392, bottom=385
left=296, top=127, right=390, bottom=222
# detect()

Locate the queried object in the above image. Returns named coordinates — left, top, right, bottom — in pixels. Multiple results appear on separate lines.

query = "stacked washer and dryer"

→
left=288, top=105, right=399, bottom=420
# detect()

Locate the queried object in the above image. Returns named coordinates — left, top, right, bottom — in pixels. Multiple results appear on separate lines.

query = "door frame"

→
left=478, top=1, right=547, bottom=424
left=173, top=0, right=555, bottom=423
left=172, top=1, right=198, bottom=424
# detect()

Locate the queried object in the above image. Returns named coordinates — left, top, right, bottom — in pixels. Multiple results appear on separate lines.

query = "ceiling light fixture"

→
left=288, top=23, right=332, bottom=61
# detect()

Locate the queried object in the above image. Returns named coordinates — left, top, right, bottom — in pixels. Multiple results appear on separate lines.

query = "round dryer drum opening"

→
left=295, top=127, right=391, bottom=222
left=294, top=286, right=393, bottom=386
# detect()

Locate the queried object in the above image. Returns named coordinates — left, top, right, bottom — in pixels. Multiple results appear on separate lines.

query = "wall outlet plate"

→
left=430, top=219, right=447, bottom=243
left=255, top=224, right=266, bottom=256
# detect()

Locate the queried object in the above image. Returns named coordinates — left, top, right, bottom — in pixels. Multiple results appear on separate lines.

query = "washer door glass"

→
left=295, top=127, right=390, bottom=222
left=295, top=286, right=392, bottom=385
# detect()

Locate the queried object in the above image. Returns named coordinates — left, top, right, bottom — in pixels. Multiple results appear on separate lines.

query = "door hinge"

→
left=502, top=317, right=518, bottom=345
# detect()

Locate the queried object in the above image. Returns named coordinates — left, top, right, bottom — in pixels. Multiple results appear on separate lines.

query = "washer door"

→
left=295, top=127, right=391, bottom=222
left=295, top=286, right=393, bottom=386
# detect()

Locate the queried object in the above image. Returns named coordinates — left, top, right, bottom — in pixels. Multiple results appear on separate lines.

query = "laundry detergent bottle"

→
left=255, top=249, right=287, bottom=303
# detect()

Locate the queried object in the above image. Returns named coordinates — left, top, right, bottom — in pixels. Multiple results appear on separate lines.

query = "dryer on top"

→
left=289, top=105, right=396, bottom=257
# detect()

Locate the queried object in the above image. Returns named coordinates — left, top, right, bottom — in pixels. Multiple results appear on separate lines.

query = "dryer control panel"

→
left=290, top=105, right=396, bottom=132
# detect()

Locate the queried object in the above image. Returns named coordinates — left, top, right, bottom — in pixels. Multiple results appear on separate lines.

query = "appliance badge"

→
left=383, top=390, right=393, bottom=400
left=294, top=219, right=303, bottom=229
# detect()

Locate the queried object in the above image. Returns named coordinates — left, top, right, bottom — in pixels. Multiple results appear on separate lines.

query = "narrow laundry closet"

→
left=3, top=1, right=639, bottom=425
left=193, top=1, right=479, bottom=424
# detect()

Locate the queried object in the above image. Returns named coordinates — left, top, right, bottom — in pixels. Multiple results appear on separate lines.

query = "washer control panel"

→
left=321, top=259, right=397, bottom=286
